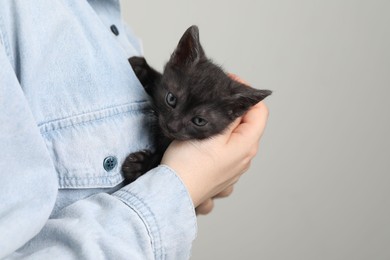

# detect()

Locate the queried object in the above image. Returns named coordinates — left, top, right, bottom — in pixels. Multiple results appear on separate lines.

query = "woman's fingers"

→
left=229, top=101, right=269, bottom=148
left=196, top=199, right=214, bottom=215
left=214, top=186, right=234, bottom=198
left=196, top=186, right=234, bottom=215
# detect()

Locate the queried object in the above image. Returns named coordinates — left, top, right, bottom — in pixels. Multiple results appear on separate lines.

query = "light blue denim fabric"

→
left=0, top=0, right=197, bottom=259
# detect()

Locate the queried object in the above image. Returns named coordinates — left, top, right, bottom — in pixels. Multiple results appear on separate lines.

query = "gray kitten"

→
left=122, top=25, right=271, bottom=183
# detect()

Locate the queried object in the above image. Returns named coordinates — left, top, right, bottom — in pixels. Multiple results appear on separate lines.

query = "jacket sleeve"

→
left=0, top=40, right=196, bottom=260
left=0, top=38, right=59, bottom=257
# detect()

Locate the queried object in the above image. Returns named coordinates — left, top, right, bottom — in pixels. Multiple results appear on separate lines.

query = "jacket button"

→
left=110, top=25, right=119, bottom=36
left=103, top=156, right=117, bottom=171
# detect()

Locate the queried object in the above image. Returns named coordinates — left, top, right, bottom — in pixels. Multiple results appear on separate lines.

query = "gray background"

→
left=121, top=1, right=390, bottom=259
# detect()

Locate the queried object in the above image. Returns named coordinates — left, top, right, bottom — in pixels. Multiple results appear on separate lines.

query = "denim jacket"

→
left=0, top=0, right=196, bottom=259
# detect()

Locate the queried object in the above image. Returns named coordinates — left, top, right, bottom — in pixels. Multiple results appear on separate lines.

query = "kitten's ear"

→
left=129, top=56, right=162, bottom=96
left=170, top=25, right=205, bottom=67
left=227, top=81, right=272, bottom=118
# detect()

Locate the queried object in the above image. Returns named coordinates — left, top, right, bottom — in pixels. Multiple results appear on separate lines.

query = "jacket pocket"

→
left=40, top=101, right=154, bottom=189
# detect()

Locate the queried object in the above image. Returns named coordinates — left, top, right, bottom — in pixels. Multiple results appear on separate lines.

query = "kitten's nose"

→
left=166, top=122, right=181, bottom=133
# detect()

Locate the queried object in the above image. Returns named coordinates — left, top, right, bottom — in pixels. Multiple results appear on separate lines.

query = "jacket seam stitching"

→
left=39, top=101, right=151, bottom=134
left=0, top=15, right=14, bottom=65
left=114, top=190, right=164, bottom=260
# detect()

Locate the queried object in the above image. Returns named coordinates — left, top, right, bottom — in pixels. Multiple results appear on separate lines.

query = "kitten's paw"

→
left=122, top=149, right=153, bottom=184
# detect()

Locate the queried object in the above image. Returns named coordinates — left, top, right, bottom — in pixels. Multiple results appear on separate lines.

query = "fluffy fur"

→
left=122, top=25, right=271, bottom=183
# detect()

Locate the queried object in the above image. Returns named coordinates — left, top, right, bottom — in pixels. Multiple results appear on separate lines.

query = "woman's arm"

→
left=0, top=41, right=196, bottom=260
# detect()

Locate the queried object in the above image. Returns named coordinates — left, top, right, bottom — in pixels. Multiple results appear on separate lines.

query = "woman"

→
left=0, top=0, right=268, bottom=259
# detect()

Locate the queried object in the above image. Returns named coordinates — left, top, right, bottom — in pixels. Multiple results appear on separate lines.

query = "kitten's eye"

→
left=165, top=92, right=177, bottom=108
left=191, top=117, right=208, bottom=127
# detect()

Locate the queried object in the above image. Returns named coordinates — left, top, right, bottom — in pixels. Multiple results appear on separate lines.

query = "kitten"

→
left=122, top=25, right=271, bottom=183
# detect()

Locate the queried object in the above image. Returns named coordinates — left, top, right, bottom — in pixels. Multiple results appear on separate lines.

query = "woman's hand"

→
left=161, top=101, right=269, bottom=208
left=196, top=186, right=234, bottom=215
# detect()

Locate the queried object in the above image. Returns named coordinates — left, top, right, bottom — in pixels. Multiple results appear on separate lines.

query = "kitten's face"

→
left=152, top=64, right=236, bottom=140
left=150, top=26, right=271, bottom=140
